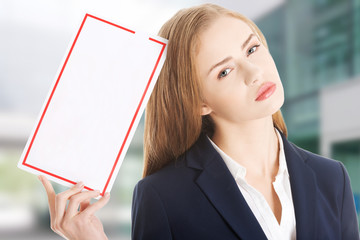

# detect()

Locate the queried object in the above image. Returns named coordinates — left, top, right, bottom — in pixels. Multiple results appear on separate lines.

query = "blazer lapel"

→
left=278, top=131, right=318, bottom=239
left=186, top=133, right=267, bottom=240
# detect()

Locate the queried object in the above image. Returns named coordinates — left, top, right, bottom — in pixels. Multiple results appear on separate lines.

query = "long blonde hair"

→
left=143, top=4, right=287, bottom=177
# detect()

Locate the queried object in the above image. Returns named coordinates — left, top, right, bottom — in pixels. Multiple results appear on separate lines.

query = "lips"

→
left=255, top=82, right=276, bottom=101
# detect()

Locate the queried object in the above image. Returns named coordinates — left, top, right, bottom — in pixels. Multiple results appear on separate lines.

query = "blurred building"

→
left=2, top=0, right=288, bottom=238
left=0, top=111, right=144, bottom=239
left=256, top=0, right=360, bottom=226
left=2, top=0, right=359, bottom=238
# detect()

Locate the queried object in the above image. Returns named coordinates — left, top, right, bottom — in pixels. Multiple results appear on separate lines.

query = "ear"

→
left=201, top=103, right=213, bottom=116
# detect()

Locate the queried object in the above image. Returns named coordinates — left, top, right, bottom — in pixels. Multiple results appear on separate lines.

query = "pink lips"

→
left=255, top=82, right=276, bottom=101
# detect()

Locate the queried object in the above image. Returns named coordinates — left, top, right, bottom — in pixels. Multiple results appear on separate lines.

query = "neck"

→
left=211, top=116, right=279, bottom=179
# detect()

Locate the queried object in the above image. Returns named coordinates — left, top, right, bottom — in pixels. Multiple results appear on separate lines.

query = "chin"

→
left=255, top=95, right=284, bottom=120
left=270, top=87, right=285, bottom=112
left=271, top=97, right=284, bottom=115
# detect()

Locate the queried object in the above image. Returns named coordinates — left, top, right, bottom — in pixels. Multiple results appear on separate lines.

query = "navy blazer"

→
left=131, top=130, right=359, bottom=239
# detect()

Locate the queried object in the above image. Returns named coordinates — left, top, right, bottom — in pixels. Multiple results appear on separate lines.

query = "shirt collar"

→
left=276, top=127, right=288, bottom=177
left=207, top=128, right=288, bottom=181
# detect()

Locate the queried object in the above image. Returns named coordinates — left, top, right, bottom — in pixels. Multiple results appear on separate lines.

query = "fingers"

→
left=54, top=182, right=84, bottom=227
left=39, top=175, right=56, bottom=197
left=38, top=175, right=56, bottom=220
left=65, top=190, right=101, bottom=219
left=83, top=192, right=111, bottom=216
left=39, top=177, right=109, bottom=223
left=80, top=199, right=90, bottom=212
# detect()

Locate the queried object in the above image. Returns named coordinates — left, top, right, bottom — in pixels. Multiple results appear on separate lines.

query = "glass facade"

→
left=256, top=0, right=360, bottom=228
left=333, top=139, right=360, bottom=218
left=1, top=1, right=359, bottom=238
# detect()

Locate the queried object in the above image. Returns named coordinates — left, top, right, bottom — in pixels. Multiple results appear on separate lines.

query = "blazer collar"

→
left=186, top=133, right=267, bottom=239
left=278, top=130, right=318, bottom=239
left=186, top=129, right=318, bottom=239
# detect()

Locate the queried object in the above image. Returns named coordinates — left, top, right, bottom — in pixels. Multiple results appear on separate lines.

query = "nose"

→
left=239, top=60, right=263, bottom=86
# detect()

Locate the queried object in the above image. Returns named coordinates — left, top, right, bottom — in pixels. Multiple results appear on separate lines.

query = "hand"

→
left=38, top=175, right=110, bottom=240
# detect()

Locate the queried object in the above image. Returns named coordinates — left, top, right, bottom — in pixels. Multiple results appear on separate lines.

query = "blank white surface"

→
left=18, top=14, right=167, bottom=194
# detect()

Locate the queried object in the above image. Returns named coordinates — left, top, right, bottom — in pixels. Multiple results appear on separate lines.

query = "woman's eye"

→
left=218, top=68, right=232, bottom=79
left=247, top=44, right=260, bottom=56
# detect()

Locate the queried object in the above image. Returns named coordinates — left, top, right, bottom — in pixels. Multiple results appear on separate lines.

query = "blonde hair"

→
left=143, top=3, right=287, bottom=177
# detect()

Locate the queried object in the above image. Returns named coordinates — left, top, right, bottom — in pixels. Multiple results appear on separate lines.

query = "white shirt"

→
left=207, top=128, right=296, bottom=240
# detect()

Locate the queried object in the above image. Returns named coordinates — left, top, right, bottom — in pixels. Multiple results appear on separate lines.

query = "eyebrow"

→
left=241, top=33, right=256, bottom=50
left=207, top=56, right=233, bottom=76
left=207, top=33, right=257, bottom=75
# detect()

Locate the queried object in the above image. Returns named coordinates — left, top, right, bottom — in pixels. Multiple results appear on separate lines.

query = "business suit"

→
left=131, top=129, right=359, bottom=239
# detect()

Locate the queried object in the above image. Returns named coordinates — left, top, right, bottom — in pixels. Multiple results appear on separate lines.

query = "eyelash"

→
left=247, top=44, right=260, bottom=56
left=217, top=44, right=260, bottom=79
left=218, top=68, right=231, bottom=79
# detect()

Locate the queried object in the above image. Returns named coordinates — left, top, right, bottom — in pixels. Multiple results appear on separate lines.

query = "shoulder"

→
left=288, top=141, right=347, bottom=190
left=134, top=154, right=200, bottom=200
left=131, top=161, right=187, bottom=239
left=287, top=141, right=359, bottom=238
left=291, top=142, right=342, bottom=172
left=278, top=129, right=345, bottom=182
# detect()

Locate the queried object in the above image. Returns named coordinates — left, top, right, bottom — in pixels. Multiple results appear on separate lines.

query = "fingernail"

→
left=38, top=175, right=43, bottom=182
left=75, top=181, right=84, bottom=189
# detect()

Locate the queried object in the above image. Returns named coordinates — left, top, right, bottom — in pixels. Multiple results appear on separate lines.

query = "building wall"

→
left=320, top=77, right=360, bottom=224
left=256, top=0, right=360, bottom=225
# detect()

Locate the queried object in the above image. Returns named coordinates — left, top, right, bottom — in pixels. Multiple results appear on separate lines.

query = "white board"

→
left=18, top=14, right=167, bottom=196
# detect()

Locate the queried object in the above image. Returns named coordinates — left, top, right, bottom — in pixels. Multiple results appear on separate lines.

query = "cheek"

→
left=205, top=78, right=247, bottom=106
left=277, top=82, right=285, bottom=104
left=263, top=55, right=280, bottom=81
left=205, top=82, right=249, bottom=116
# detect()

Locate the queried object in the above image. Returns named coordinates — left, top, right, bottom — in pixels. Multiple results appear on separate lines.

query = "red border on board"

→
left=21, top=14, right=167, bottom=195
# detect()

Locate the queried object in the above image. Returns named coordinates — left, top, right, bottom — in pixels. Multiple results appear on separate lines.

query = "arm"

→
left=338, top=162, right=360, bottom=239
left=131, top=180, right=172, bottom=240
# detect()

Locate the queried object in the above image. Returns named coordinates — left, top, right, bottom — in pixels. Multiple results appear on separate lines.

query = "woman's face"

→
left=196, top=16, right=284, bottom=125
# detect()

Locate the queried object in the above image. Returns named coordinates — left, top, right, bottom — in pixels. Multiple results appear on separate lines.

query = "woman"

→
left=40, top=3, right=359, bottom=240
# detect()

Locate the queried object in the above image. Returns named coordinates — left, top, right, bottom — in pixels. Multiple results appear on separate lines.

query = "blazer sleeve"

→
left=338, top=162, right=360, bottom=239
left=131, top=179, right=173, bottom=240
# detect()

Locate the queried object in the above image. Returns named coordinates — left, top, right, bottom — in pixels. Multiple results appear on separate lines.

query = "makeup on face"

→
left=255, top=82, right=276, bottom=101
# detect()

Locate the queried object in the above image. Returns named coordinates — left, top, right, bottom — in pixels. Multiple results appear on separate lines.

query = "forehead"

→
left=196, top=16, right=255, bottom=59
left=203, top=15, right=253, bottom=37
